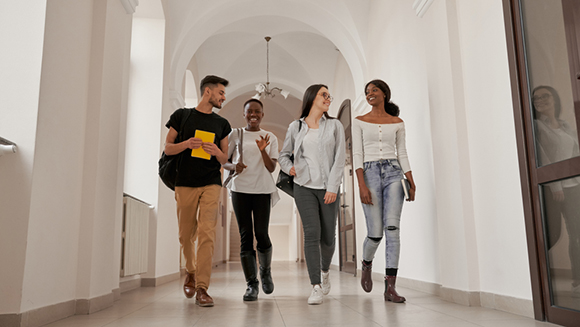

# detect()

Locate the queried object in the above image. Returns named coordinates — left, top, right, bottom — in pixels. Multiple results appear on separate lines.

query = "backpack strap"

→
left=176, top=109, right=192, bottom=143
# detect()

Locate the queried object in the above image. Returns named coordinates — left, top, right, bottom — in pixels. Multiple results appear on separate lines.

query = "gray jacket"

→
left=279, top=116, right=346, bottom=194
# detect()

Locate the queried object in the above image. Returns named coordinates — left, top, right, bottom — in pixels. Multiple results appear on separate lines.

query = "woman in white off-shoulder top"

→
left=352, top=79, right=416, bottom=303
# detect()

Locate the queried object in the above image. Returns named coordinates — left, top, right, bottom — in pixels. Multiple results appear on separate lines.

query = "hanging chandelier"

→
left=253, top=36, right=289, bottom=100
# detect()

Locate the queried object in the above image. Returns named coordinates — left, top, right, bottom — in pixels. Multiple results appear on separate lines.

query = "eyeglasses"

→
left=532, top=93, right=552, bottom=102
left=320, top=92, right=334, bottom=102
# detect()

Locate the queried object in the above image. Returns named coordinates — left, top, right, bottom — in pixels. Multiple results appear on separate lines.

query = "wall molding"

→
left=141, top=271, right=180, bottom=287
left=364, top=269, right=534, bottom=318
left=120, top=276, right=142, bottom=293
left=75, top=292, right=115, bottom=315
left=0, top=291, right=117, bottom=327
left=413, top=0, right=434, bottom=18
left=120, top=0, right=139, bottom=14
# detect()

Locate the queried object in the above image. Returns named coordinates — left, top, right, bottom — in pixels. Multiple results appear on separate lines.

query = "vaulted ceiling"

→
left=135, top=0, right=371, bottom=145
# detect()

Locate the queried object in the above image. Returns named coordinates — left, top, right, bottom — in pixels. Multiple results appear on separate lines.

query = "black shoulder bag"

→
left=158, top=109, right=192, bottom=191
left=276, top=120, right=302, bottom=197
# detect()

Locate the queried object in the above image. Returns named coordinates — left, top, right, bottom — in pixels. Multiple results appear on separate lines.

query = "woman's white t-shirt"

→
left=227, top=128, right=279, bottom=194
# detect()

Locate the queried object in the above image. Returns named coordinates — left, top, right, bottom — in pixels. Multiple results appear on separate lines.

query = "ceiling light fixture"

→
left=253, top=36, right=289, bottom=100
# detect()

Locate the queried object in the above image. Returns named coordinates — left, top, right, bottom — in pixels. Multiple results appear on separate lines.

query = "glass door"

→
left=507, top=0, right=580, bottom=325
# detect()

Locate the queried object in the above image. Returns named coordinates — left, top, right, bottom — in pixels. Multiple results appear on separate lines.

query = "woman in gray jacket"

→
left=279, top=84, right=346, bottom=305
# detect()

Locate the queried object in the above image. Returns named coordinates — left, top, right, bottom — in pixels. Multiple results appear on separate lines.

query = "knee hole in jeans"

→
left=387, top=226, right=398, bottom=231
left=368, top=236, right=382, bottom=242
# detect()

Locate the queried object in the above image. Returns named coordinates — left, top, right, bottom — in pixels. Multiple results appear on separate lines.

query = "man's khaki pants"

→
left=175, top=184, right=221, bottom=291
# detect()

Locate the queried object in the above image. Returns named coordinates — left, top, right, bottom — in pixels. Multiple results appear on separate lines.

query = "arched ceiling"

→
left=147, top=0, right=372, bottom=147
left=135, top=0, right=371, bottom=225
left=189, top=26, right=342, bottom=137
left=135, top=0, right=372, bottom=151
left=163, top=0, right=370, bottom=100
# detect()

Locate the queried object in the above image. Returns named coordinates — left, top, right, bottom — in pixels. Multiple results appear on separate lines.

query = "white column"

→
left=0, top=0, right=47, bottom=317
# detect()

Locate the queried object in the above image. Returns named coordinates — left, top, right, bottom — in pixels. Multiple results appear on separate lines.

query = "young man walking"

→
left=164, top=75, right=232, bottom=307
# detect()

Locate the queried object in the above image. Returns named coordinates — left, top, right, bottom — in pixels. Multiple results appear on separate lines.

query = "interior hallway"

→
left=42, top=262, right=559, bottom=327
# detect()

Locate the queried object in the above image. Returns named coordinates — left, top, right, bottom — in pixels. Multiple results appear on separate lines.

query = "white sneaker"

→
left=308, top=285, right=323, bottom=305
left=321, top=271, right=331, bottom=295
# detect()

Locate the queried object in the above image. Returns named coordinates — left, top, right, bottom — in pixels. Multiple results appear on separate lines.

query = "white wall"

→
left=0, top=0, right=47, bottom=315
left=21, top=0, right=94, bottom=310
left=74, top=0, right=132, bottom=303
left=125, top=18, right=165, bottom=206
left=125, top=12, right=179, bottom=282
left=363, top=0, right=440, bottom=285
left=455, top=0, right=531, bottom=299
left=360, top=0, right=532, bottom=301
left=155, top=14, right=187, bottom=279
left=0, top=0, right=134, bottom=317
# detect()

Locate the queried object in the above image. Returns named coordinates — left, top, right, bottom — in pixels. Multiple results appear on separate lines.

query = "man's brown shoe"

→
left=183, top=273, right=195, bottom=299
left=195, top=288, right=214, bottom=307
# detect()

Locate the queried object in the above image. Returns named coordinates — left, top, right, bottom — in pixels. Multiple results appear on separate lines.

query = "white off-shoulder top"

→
left=351, top=118, right=411, bottom=173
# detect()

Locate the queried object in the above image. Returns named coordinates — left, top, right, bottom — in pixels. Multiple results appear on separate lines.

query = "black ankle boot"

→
left=258, top=247, right=274, bottom=294
left=240, top=251, right=259, bottom=301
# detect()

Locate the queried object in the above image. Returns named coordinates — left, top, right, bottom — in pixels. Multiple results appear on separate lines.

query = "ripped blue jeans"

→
left=361, top=159, right=405, bottom=269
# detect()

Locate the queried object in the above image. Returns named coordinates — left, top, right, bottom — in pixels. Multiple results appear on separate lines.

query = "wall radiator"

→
left=121, top=194, right=151, bottom=277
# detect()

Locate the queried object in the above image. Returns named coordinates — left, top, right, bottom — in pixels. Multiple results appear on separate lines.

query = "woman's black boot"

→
left=240, top=251, right=259, bottom=301
left=257, top=247, right=274, bottom=294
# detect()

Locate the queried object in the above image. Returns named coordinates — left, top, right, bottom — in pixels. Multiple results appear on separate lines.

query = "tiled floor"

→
left=44, top=262, right=561, bottom=327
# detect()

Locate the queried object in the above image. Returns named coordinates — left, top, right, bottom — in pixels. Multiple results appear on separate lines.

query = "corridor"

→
left=43, top=262, right=558, bottom=327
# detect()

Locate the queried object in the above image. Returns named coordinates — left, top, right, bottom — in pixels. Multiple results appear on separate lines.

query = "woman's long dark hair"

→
left=300, top=84, right=333, bottom=119
left=365, top=79, right=399, bottom=117
left=531, top=85, right=561, bottom=119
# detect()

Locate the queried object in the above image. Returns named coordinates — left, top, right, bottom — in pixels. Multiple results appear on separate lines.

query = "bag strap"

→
left=177, top=109, right=192, bottom=143
left=174, top=109, right=192, bottom=173
left=238, top=128, right=244, bottom=163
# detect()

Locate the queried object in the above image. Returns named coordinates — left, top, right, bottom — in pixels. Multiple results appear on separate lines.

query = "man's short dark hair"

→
left=200, top=75, right=229, bottom=94
left=243, top=98, right=264, bottom=110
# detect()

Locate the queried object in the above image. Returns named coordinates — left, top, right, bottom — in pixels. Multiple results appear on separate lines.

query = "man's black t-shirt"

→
left=166, top=108, right=232, bottom=188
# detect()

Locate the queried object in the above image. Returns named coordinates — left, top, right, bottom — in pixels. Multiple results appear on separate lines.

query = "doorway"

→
left=337, top=99, right=357, bottom=275
left=506, top=0, right=580, bottom=325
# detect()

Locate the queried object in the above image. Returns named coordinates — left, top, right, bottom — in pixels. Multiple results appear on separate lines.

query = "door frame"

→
left=337, top=99, right=357, bottom=275
left=503, top=0, right=580, bottom=324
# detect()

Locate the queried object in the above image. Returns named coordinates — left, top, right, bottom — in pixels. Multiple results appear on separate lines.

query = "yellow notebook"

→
left=191, top=130, right=215, bottom=160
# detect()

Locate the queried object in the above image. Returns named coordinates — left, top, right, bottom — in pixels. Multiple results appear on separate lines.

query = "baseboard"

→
left=120, top=276, right=142, bottom=293
left=396, top=275, right=441, bottom=295
left=141, top=271, right=180, bottom=287
left=0, top=314, right=21, bottom=327
left=479, top=291, right=534, bottom=318
left=75, top=292, right=114, bottom=315
left=112, top=288, right=121, bottom=301
left=364, top=269, right=534, bottom=319
left=439, top=286, right=481, bottom=307
left=0, top=300, right=75, bottom=327
left=0, top=292, right=117, bottom=327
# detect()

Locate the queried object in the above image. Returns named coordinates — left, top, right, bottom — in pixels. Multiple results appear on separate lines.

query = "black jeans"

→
left=231, top=192, right=272, bottom=252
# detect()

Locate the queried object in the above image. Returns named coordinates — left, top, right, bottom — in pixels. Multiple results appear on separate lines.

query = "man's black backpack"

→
left=158, top=109, right=191, bottom=191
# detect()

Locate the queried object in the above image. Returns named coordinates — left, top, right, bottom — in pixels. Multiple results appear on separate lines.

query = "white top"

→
left=300, top=128, right=325, bottom=189
left=227, top=129, right=279, bottom=194
left=279, top=117, right=346, bottom=194
left=352, top=119, right=411, bottom=173
left=535, top=119, right=580, bottom=190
